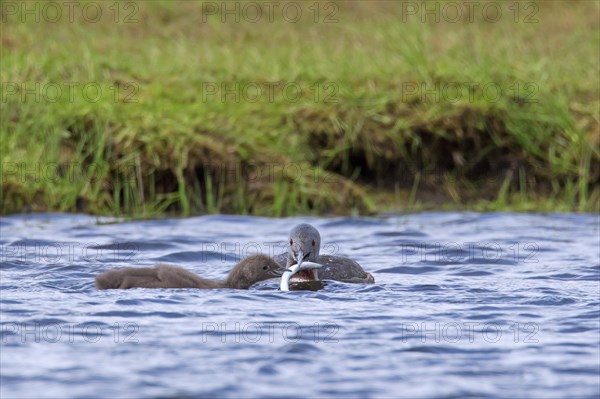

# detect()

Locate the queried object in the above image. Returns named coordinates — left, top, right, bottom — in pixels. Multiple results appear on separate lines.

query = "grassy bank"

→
left=1, top=0, right=598, bottom=216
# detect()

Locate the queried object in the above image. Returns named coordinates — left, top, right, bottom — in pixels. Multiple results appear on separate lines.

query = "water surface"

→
left=1, top=213, right=599, bottom=398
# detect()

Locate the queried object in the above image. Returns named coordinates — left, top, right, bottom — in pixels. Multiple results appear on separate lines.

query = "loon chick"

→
left=95, top=254, right=282, bottom=290
left=275, top=224, right=375, bottom=284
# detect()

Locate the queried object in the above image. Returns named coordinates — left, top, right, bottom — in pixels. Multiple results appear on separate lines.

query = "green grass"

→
left=1, top=0, right=598, bottom=216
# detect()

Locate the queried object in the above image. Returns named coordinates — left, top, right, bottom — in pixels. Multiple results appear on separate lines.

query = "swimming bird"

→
left=275, top=223, right=375, bottom=284
left=96, top=254, right=283, bottom=290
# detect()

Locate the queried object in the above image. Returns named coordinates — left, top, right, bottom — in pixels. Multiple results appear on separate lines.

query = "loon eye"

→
left=262, top=265, right=268, bottom=270
left=312, top=240, right=316, bottom=246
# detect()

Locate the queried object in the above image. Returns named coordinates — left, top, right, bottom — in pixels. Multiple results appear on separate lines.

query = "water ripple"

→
left=0, top=212, right=598, bottom=399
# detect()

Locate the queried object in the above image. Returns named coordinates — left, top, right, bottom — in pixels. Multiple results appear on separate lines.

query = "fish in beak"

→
left=291, top=249, right=319, bottom=282
left=280, top=261, right=322, bottom=291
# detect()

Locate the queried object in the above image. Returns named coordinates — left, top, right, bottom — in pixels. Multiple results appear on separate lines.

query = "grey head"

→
left=287, top=224, right=321, bottom=269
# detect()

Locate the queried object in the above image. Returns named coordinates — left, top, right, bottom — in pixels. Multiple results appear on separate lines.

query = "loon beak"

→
left=296, top=250, right=305, bottom=268
left=269, top=268, right=285, bottom=277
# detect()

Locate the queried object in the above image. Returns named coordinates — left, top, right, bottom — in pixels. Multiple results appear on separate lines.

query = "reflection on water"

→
left=1, top=213, right=599, bottom=398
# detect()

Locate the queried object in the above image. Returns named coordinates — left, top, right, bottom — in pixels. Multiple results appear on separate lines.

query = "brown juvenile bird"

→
left=95, top=254, right=283, bottom=290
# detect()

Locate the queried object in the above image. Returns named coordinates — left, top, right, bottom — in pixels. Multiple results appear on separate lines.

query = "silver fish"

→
left=279, top=261, right=322, bottom=291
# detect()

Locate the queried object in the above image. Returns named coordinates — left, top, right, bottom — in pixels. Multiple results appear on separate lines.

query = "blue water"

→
left=1, top=213, right=599, bottom=398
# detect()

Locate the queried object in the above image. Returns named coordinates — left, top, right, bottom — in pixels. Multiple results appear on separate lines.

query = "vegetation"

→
left=1, top=0, right=598, bottom=216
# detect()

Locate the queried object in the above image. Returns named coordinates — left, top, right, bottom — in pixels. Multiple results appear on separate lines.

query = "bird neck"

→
left=224, top=264, right=253, bottom=289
